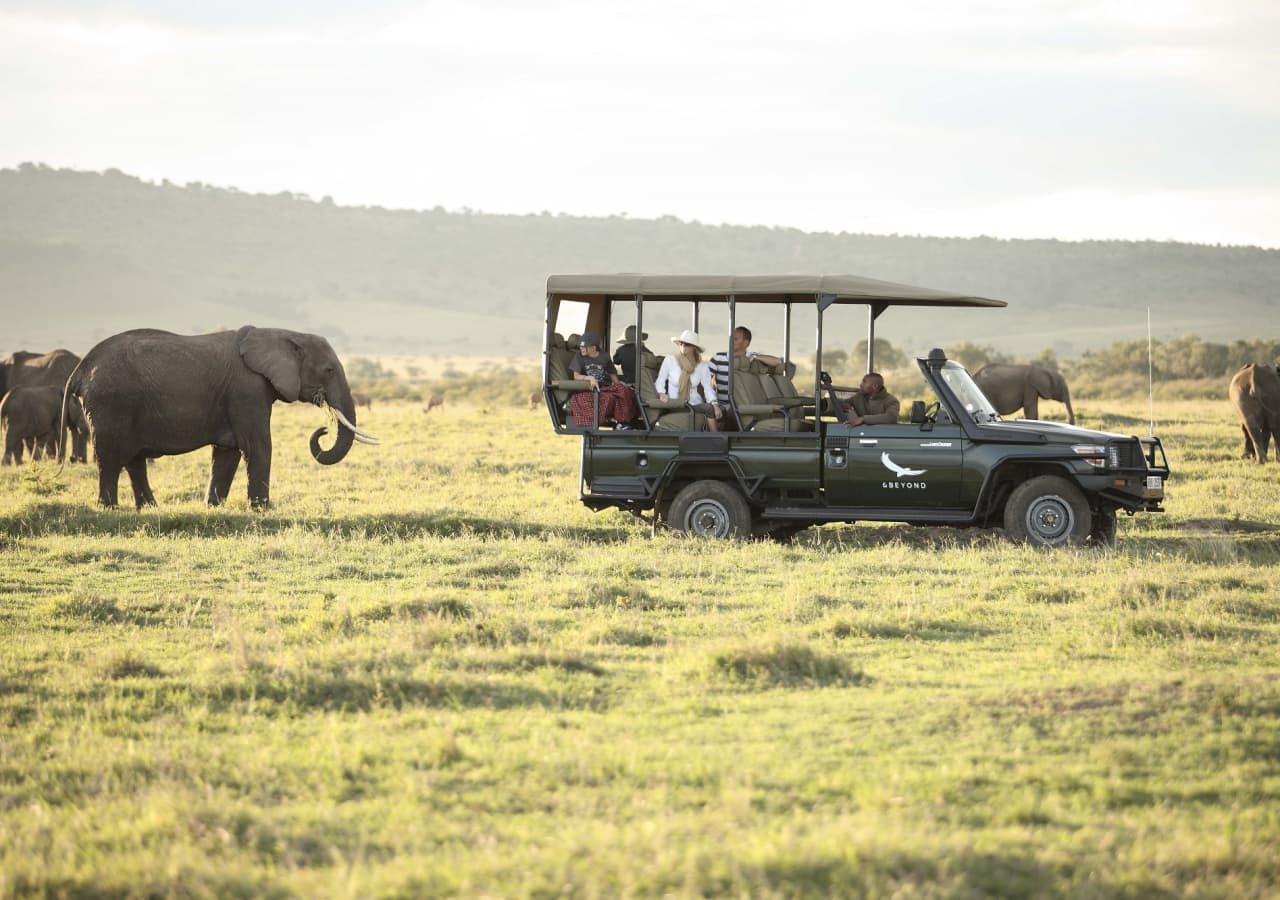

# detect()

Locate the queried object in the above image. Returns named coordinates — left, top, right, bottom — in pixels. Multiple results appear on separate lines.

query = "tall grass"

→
left=1, top=397, right=1278, bottom=896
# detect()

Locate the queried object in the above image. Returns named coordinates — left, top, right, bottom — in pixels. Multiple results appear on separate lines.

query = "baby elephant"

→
left=0, top=385, right=86, bottom=465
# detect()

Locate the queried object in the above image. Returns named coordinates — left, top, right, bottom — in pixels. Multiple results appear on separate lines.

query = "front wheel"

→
left=1088, top=507, right=1118, bottom=547
left=1003, top=475, right=1091, bottom=548
left=667, top=480, right=752, bottom=539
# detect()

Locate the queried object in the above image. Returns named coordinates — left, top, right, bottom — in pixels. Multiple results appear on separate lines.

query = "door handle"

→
left=858, top=439, right=878, bottom=446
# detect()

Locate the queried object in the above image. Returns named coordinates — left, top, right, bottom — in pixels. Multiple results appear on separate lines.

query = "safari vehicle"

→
left=541, top=274, right=1169, bottom=546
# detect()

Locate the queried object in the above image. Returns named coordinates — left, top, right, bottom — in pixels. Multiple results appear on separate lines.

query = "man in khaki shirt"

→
left=843, top=372, right=901, bottom=425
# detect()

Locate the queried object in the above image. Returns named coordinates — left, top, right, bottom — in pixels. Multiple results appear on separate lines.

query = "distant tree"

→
left=852, top=338, right=906, bottom=370
left=1030, top=348, right=1060, bottom=371
left=820, top=349, right=849, bottom=373
left=346, top=356, right=393, bottom=379
left=947, top=341, right=1008, bottom=371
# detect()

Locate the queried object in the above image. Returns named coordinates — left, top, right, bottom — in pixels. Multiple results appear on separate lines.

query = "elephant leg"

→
left=1023, top=391, right=1039, bottom=421
left=207, top=446, right=241, bottom=506
left=125, top=455, right=158, bottom=508
left=244, top=439, right=272, bottom=509
left=1241, top=424, right=1256, bottom=459
left=96, top=459, right=122, bottom=507
left=1244, top=420, right=1267, bottom=464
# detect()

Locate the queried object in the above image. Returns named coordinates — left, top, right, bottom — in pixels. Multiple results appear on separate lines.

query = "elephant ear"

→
left=237, top=326, right=303, bottom=401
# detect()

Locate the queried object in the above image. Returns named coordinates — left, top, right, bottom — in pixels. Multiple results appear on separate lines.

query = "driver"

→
left=842, top=372, right=901, bottom=425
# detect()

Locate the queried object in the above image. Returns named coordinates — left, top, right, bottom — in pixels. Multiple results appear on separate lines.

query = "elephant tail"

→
left=1060, top=377, right=1075, bottom=425
left=54, top=362, right=85, bottom=476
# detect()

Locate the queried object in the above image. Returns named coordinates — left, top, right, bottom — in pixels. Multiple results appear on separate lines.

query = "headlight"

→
left=1072, top=444, right=1107, bottom=468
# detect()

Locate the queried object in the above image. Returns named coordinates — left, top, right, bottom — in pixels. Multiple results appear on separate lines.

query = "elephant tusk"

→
left=330, top=406, right=381, bottom=444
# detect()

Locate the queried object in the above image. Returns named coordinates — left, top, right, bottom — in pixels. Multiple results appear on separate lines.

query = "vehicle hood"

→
left=973, top=419, right=1145, bottom=444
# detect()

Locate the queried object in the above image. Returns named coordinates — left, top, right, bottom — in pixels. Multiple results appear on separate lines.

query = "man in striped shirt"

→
left=709, top=326, right=783, bottom=406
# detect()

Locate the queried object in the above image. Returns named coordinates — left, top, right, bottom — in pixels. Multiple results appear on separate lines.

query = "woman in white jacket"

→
left=654, top=330, right=723, bottom=431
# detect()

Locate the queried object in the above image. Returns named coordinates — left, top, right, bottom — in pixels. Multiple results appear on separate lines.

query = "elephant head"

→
left=236, top=326, right=378, bottom=465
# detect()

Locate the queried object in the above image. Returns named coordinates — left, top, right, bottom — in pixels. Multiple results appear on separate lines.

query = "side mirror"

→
left=910, top=400, right=927, bottom=424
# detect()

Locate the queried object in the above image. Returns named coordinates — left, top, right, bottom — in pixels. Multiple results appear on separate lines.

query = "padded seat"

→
left=638, top=351, right=709, bottom=431
left=729, top=356, right=810, bottom=431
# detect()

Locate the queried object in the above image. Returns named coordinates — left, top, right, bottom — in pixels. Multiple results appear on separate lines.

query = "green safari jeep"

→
left=541, top=274, right=1169, bottom=546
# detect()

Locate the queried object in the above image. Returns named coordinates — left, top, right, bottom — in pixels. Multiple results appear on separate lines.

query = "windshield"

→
left=938, top=362, right=1001, bottom=423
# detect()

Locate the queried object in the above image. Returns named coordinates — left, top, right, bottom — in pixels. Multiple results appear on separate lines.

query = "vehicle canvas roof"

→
left=546, top=273, right=1006, bottom=308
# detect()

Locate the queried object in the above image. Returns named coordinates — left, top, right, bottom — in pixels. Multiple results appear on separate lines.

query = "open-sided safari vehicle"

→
left=541, top=274, right=1169, bottom=546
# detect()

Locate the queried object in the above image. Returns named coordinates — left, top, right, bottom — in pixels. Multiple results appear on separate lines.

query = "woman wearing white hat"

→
left=654, top=330, right=723, bottom=430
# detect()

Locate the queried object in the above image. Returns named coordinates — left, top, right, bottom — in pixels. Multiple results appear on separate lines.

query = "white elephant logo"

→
left=881, top=452, right=927, bottom=478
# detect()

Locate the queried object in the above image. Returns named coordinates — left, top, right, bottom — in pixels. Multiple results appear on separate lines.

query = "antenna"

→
left=1152, top=305, right=1162, bottom=440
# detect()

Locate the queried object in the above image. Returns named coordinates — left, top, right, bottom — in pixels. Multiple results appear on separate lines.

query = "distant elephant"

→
left=1, top=386, right=82, bottom=463
left=1, top=348, right=87, bottom=462
left=424, top=394, right=444, bottom=414
left=1229, top=363, right=1280, bottom=463
left=973, top=363, right=1075, bottom=424
left=352, top=392, right=372, bottom=409
left=66, top=326, right=379, bottom=509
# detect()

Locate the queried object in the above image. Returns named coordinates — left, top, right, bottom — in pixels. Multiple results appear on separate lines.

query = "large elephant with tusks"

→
left=972, top=363, right=1075, bottom=424
left=66, top=326, right=379, bottom=508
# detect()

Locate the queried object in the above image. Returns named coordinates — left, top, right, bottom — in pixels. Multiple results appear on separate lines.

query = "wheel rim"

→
left=1025, top=494, right=1074, bottom=543
left=684, top=498, right=733, bottom=538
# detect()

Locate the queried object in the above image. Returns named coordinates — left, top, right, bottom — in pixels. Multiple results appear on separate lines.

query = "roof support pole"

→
left=815, top=294, right=834, bottom=417
left=727, top=295, right=736, bottom=412
left=634, top=293, right=644, bottom=383
left=783, top=298, right=792, bottom=364
left=866, top=301, right=889, bottom=373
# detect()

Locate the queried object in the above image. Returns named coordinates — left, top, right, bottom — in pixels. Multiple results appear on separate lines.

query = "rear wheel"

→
left=667, top=480, right=752, bottom=539
left=1003, top=475, right=1091, bottom=548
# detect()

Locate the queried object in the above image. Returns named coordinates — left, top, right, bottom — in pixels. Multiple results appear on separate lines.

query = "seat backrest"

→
left=636, top=351, right=662, bottom=404
left=727, top=356, right=781, bottom=429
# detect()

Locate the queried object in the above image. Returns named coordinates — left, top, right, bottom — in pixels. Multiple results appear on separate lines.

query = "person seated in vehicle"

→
left=612, top=325, right=650, bottom=385
left=841, top=372, right=901, bottom=425
left=654, top=330, right=723, bottom=430
left=569, top=332, right=640, bottom=428
left=709, top=325, right=783, bottom=407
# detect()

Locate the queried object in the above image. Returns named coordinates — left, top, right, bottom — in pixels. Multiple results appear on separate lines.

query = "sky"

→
left=3, top=0, right=1278, bottom=247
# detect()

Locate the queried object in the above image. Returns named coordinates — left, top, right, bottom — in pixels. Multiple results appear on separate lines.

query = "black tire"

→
left=1003, top=475, right=1092, bottom=548
left=667, top=480, right=752, bottom=539
left=1088, top=507, right=1118, bottom=547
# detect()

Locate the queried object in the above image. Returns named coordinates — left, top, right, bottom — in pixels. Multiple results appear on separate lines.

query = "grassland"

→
left=1, top=397, right=1279, bottom=897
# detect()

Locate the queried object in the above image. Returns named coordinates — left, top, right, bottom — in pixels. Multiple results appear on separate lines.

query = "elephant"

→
left=972, top=363, right=1075, bottom=424
left=1229, top=363, right=1280, bottom=463
left=1, top=348, right=87, bottom=462
left=65, top=326, right=379, bottom=509
left=1, top=386, right=87, bottom=464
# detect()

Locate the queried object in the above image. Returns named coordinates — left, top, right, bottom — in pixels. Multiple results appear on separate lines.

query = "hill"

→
left=2, top=163, right=1277, bottom=357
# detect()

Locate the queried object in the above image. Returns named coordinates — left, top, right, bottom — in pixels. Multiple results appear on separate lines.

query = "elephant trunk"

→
left=310, top=390, right=356, bottom=466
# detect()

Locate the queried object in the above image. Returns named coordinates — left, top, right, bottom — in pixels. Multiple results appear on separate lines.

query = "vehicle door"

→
left=822, top=394, right=967, bottom=509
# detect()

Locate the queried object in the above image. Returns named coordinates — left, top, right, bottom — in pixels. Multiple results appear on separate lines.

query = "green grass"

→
left=2, top=398, right=1279, bottom=897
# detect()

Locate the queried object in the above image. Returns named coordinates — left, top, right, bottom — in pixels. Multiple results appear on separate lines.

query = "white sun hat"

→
left=672, top=329, right=704, bottom=351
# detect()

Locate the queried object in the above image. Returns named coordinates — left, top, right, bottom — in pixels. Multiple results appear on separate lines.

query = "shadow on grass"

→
left=821, top=618, right=995, bottom=642
left=0, top=502, right=632, bottom=543
left=651, top=849, right=1096, bottom=899
left=81, top=669, right=610, bottom=715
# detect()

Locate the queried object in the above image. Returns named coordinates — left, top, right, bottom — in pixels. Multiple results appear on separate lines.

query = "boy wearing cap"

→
left=569, top=333, right=640, bottom=428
